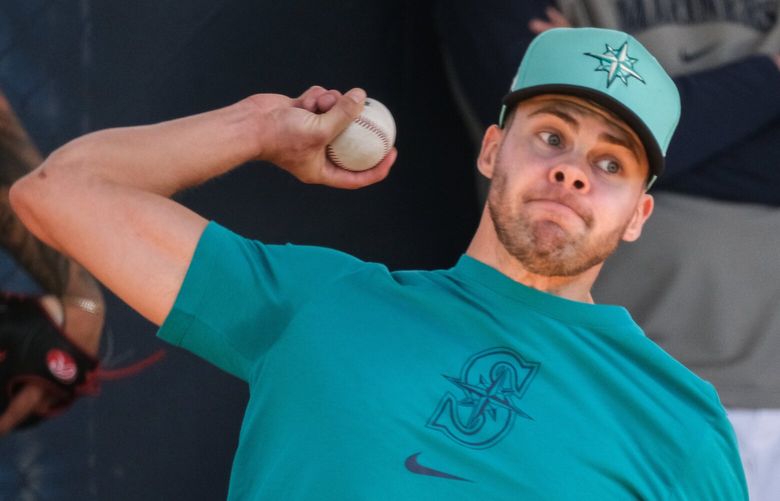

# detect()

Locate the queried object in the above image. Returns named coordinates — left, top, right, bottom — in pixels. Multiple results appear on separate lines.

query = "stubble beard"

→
left=487, top=170, right=628, bottom=277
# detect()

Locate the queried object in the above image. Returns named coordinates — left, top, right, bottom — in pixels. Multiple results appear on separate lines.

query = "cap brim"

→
left=502, top=84, right=664, bottom=182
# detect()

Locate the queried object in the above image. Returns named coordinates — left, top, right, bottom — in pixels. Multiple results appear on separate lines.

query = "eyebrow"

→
left=528, top=102, right=643, bottom=164
left=598, top=132, right=642, bottom=164
left=528, top=106, right=580, bottom=131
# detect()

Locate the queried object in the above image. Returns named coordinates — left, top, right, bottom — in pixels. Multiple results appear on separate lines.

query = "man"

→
left=0, top=90, right=103, bottom=435
left=522, top=4, right=780, bottom=498
left=436, top=5, right=780, bottom=497
left=10, top=28, right=746, bottom=499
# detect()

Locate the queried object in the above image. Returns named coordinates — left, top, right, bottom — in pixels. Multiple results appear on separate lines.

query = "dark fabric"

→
left=660, top=56, right=780, bottom=203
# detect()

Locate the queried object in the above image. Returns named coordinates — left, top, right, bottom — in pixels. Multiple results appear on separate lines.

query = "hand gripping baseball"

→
left=249, top=86, right=397, bottom=189
left=326, top=98, right=396, bottom=172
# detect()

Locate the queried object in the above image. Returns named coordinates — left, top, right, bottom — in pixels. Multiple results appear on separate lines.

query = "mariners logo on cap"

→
left=585, top=42, right=645, bottom=88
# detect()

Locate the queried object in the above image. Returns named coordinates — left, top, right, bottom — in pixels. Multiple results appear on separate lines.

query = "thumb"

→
left=319, top=88, right=366, bottom=140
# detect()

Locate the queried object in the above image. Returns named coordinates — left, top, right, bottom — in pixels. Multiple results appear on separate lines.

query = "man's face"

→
left=479, top=94, right=654, bottom=277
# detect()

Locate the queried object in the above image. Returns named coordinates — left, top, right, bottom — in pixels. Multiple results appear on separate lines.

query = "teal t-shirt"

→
left=158, top=222, right=747, bottom=500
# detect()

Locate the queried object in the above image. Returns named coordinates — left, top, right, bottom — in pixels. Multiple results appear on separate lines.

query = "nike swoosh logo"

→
left=679, top=43, right=719, bottom=63
left=404, top=452, right=472, bottom=482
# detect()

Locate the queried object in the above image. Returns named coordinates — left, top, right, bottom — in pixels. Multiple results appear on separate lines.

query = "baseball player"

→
left=10, top=28, right=747, bottom=499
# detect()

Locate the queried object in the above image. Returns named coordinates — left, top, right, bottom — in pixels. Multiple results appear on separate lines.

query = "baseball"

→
left=327, top=97, right=396, bottom=171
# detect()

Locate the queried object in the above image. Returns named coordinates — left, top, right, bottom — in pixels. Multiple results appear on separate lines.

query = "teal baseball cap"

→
left=499, top=27, right=680, bottom=187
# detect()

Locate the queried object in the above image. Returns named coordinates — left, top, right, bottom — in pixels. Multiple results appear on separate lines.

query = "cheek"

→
left=491, top=163, right=531, bottom=206
left=597, top=197, right=641, bottom=233
left=494, top=144, right=548, bottom=189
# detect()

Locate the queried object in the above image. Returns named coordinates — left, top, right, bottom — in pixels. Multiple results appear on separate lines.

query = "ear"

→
left=621, top=193, right=654, bottom=242
left=477, top=125, right=503, bottom=179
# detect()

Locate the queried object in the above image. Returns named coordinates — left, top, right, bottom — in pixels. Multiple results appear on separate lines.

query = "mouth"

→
left=525, top=196, right=591, bottom=227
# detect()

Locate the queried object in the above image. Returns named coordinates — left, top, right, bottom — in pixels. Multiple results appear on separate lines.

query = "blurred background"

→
left=0, top=1, right=482, bottom=499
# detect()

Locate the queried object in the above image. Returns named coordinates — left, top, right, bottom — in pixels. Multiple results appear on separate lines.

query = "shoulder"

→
left=668, top=408, right=748, bottom=499
left=625, top=341, right=748, bottom=498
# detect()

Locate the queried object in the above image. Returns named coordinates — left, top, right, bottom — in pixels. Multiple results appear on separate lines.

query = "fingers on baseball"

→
left=314, top=92, right=339, bottom=112
left=298, top=86, right=350, bottom=114
left=326, top=147, right=396, bottom=189
left=297, top=85, right=328, bottom=112
left=320, top=90, right=367, bottom=140
left=0, top=384, right=48, bottom=436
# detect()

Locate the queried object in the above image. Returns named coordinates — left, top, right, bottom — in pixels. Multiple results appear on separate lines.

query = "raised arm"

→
left=10, top=86, right=395, bottom=326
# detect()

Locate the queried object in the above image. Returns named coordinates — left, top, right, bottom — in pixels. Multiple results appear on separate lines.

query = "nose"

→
left=548, top=164, right=590, bottom=193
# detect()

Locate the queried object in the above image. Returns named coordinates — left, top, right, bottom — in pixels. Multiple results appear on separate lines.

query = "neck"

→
left=466, top=207, right=602, bottom=303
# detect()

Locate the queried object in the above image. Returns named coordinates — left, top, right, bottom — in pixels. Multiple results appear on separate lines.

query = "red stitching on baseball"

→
left=355, top=116, right=391, bottom=154
left=326, top=144, right=347, bottom=169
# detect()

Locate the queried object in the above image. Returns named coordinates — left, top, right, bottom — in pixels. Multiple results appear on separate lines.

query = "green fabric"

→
left=158, top=222, right=747, bottom=500
left=505, top=27, right=680, bottom=153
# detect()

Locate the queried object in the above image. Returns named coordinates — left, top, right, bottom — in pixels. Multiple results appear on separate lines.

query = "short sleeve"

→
left=668, top=415, right=748, bottom=500
left=157, top=221, right=367, bottom=380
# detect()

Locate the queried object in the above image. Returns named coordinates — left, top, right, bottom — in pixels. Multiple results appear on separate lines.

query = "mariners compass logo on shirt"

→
left=585, top=41, right=646, bottom=88
left=426, top=347, right=540, bottom=449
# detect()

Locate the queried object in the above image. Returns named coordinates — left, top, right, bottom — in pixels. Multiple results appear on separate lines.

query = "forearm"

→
left=9, top=86, right=385, bottom=325
left=9, top=95, right=271, bottom=325
left=60, top=261, right=104, bottom=354
left=10, top=97, right=264, bottom=260
left=46, top=98, right=264, bottom=197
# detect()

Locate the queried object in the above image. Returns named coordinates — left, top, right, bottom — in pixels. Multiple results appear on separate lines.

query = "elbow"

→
left=9, top=146, right=79, bottom=243
left=9, top=169, right=47, bottom=243
left=9, top=168, right=39, bottom=227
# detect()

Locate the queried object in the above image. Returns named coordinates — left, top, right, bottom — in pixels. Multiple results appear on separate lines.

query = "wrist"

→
left=235, top=96, right=271, bottom=162
left=239, top=93, right=296, bottom=165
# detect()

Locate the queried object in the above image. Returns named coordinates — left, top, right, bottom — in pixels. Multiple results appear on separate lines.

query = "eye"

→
left=539, top=131, right=563, bottom=148
left=595, top=158, right=621, bottom=174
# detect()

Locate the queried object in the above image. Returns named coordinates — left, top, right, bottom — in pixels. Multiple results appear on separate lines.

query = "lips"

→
left=529, top=199, right=579, bottom=216
left=524, top=192, right=592, bottom=226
